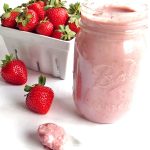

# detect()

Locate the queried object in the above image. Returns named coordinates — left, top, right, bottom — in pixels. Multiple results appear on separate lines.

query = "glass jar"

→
left=73, top=1, right=148, bottom=123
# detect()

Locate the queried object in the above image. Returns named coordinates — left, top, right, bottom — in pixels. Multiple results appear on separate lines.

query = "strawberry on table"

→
left=16, top=9, right=39, bottom=32
left=1, top=51, right=27, bottom=85
left=45, top=0, right=68, bottom=29
left=36, top=18, right=54, bottom=36
left=24, top=75, right=54, bottom=114
left=1, top=3, right=20, bottom=28
left=51, top=25, right=75, bottom=40
left=27, top=1, right=45, bottom=20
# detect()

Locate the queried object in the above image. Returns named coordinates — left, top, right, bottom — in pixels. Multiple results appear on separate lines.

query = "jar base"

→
left=74, top=101, right=128, bottom=124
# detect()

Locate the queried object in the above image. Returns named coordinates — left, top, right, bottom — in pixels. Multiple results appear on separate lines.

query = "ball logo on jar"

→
left=93, top=59, right=137, bottom=88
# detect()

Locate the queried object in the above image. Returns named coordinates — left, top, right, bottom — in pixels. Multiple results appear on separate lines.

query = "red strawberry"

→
left=68, top=22, right=80, bottom=33
left=46, top=7, right=68, bottom=29
left=29, top=0, right=45, bottom=7
left=45, top=0, right=68, bottom=29
left=51, top=25, right=75, bottom=40
left=37, top=1, right=45, bottom=7
left=24, top=75, right=54, bottom=114
left=1, top=3, right=20, bottom=28
left=36, top=19, right=54, bottom=36
left=27, top=2, right=45, bottom=20
left=51, top=30, right=63, bottom=39
left=68, top=2, right=81, bottom=33
left=16, top=9, right=39, bottom=32
left=1, top=52, right=27, bottom=85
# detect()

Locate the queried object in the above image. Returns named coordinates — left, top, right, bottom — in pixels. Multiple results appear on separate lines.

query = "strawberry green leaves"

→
left=59, top=25, right=75, bottom=40
left=3, top=3, right=12, bottom=13
left=16, top=12, right=33, bottom=26
left=24, top=75, right=46, bottom=92
left=0, top=54, right=14, bottom=67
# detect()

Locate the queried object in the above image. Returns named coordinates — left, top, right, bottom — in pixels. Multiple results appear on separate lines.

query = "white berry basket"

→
left=0, top=25, right=75, bottom=79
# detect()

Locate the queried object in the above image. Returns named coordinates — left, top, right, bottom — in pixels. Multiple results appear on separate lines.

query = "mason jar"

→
left=73, top=1, right=148, bottom=123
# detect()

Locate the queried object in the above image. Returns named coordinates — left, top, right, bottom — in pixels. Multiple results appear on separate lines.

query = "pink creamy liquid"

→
left=73, top=2, right=148, bottom=123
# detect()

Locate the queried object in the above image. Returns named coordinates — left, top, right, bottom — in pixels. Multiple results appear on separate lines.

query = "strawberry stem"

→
left=38, top=75, right=46, bottom=85
left=36, top=62, right=46, bottom=85
left=15, top=49, right=19, bottom=60
left=24, top=75, right=46, bottom=93
left=3, top=3, right=12, bottom=13
left=45, top=0, right=66, bottom=9
left=24, top=85, right=33, bottom=92
left=37, top=61, right=41, bottom=72
left=16, top=8, right=32, bottom=27
left=58, top=25, right=76, bottom=40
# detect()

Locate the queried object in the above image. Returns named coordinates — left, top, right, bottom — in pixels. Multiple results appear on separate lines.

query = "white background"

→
left=0, top=0, right=150, bottom=150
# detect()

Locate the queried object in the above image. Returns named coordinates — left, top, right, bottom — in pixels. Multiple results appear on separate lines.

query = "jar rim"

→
left=81, top=1, right=148, bottom=11
left=81, top=1, right=148, bottom=26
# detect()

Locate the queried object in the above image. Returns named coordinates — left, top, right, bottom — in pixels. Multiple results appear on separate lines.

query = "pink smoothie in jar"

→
left=73, top=1, right=148, bottom=123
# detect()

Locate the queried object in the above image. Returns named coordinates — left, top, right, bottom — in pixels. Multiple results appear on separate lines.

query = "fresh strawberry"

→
left=27, top=2, right=45, bottom=20
left=1, top=3, right=20, bottom=28
left=37, top=1, right=45, bottom=7
left=68, top=22, right=80, bottom=33
left=45, top=0, right=68, bottom=29
left=51, top=25, right=75, bottom=40
left=28, top=0, right=45, bottom=7
left=1, top=52, right=27, bottom=85
left=16, top=9, right=39, bottom=32
left=51, top=30, right=63, bottom=39
left=36, top=18, right=54, bottom=36
left=24, top=75, right=54, bottom=114
left=68, top=2, right=81, bottom=33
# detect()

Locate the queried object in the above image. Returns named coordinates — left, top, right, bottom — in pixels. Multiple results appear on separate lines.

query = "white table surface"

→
left=1, top=1, right=150, bottom=150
